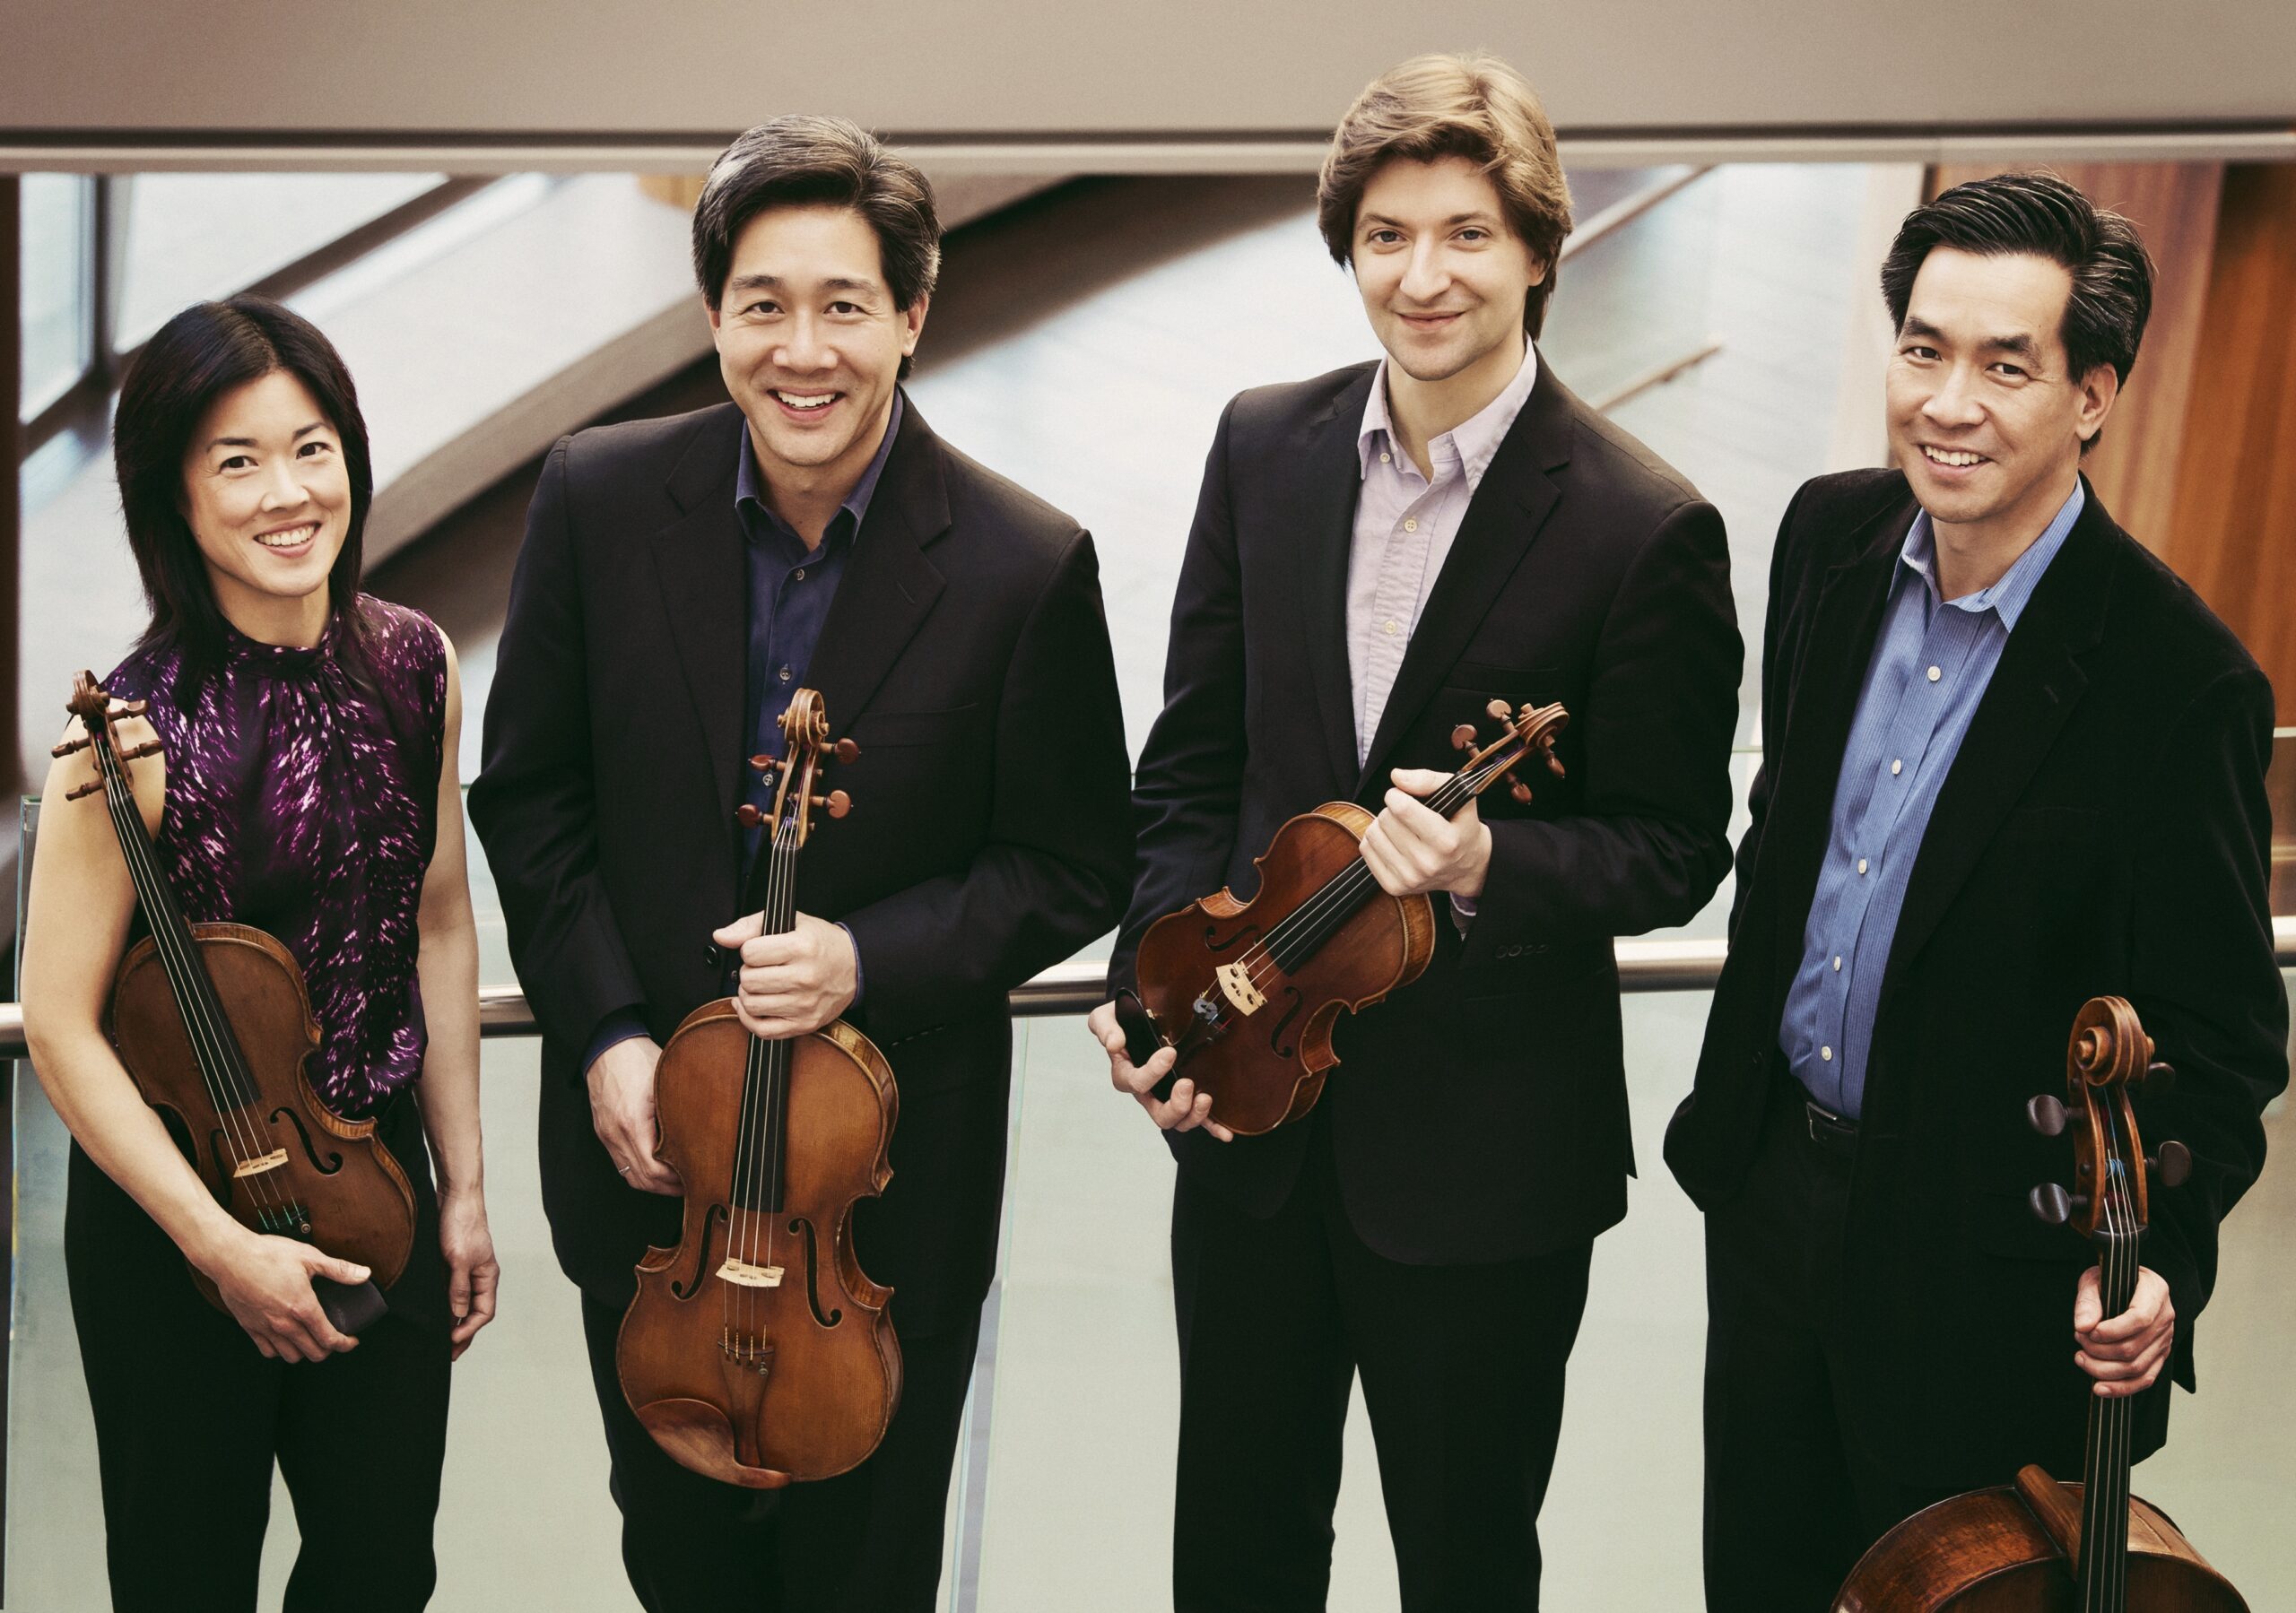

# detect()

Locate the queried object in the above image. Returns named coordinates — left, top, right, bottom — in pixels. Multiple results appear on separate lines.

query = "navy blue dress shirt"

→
left=583, top=395, right=901, bottom=1072
left=1781, top=481, right=2083, bottom=1118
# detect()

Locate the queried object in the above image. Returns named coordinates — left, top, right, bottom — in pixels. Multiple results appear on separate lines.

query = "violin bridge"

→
left=231, top=1148, right=291, bottom=1179
left=717, top=1258, right=785, bottom=1288
left=1214, top=962, right=1265, bottom=1016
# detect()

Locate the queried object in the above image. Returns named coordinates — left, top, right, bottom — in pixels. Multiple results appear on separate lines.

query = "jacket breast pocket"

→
left=1992, top=805, right=2108, bottom=847
left=848, top=703, right=982, bottom=750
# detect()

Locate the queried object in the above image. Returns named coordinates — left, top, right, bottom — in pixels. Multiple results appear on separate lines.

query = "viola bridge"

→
left=717, top=1258, right=785, bottom=1288
left=230, top=1148, right=291, bottom=1179
left=1214, top=962, right=1265, bottom=1015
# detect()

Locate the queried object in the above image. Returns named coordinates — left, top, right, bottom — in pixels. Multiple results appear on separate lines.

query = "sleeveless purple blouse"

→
left=105, top=595, right=447, bottom=1117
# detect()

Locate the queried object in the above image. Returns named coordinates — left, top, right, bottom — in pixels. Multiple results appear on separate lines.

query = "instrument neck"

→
left=2076, top=1218, right=2141, bottom=1613
left=90, top=730, right=258, bottom=1114
left=734, top=823, right=801, bottom=1214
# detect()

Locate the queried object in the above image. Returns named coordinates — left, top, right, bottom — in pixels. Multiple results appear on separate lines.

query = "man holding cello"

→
left=1665, top=171, right=2286, bottom=1609
left=1091, top=53, right=1743, bottom=1609
left=472, top=116, right=1132, bottom=1610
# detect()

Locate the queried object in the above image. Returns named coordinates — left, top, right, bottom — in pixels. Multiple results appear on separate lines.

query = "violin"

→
left=1123, top=699, right=1568, bottom=1136
left=61, top=672, right=413, bottom=1335
left=617, top=689, right=901, bottom=1488
left=1834, top=995, right=2248, bottom=1611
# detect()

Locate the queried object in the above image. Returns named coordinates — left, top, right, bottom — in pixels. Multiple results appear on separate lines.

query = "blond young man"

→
left=1091, top=55, right=1743, bottom=1609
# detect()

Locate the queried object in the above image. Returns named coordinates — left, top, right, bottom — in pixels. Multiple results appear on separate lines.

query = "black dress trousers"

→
left=64, top=1097, right=453, bottom=1613
left=1170, top=1113, right=1594, bottom=1613
left=578, top=1292, right=982, bottom=1612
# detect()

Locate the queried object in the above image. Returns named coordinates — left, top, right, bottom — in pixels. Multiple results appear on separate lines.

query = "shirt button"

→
left=1832, top=955, right=1842, bottom=971
left=1891, top=759, right=1903, bottom=776
left=1404, top=517, right=1419, bottom=533
left=778, top=665, right=793, bottom=683
left=1927, top=665, right=1943, bottom=682
left=1857, top=858, right=1868, bottom=875
left=1379, top=451, right=1390, bottom=464
left=1822, top=1045, right=1834, bottom=1062
left=1383, top=619, right=1398, bottom=636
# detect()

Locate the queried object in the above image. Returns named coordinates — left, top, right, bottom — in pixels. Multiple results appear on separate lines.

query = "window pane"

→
left=114, top=172, right=444, bottom=349
left=19, top=173, right=93, bottom=419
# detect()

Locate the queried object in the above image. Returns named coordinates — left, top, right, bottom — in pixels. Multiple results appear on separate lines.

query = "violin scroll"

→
left=2024, top=995, right=2193, bottom=1239
left=730, top=694, right=860, bottom=838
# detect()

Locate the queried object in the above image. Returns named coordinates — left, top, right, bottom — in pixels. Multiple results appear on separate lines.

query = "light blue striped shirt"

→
left=1781, top=480, right=2084, bottom=1117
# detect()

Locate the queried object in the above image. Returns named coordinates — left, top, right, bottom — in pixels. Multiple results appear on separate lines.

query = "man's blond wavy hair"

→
left=1317, top=53, right=1574, bottom=336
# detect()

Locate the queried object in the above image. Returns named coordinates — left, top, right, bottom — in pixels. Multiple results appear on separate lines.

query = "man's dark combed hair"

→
left=1881, top=171, right=2154, bottom=436
left=691, top=116, right=941, bottom=377
left=113, top=294, right=375, bottom=690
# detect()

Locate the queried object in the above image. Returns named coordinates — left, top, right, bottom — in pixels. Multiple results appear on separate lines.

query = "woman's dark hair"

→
left=113, top=294, right=374, bottom=681
left=1880, top=172, right=2154, bottom=451
left=691, top=115, right=941, bottom=378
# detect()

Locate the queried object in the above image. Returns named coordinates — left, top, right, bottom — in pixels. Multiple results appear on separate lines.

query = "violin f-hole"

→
left=267, top=1105, right=344, bottom=1175
left=673, top=1203, right=727, bottom=1299
left=789, top=1217, right=842, bottom=1328
left=1267, top=986, right=1305, bottom=1060
left=1204, top=923, right=1261, bottom=955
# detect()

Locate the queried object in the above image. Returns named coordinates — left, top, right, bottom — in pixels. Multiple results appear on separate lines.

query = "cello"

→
left=1833, top=996, right=2248, bottom=1611
left=617, top=689, right=901, bottom=1488
left=1122, top=698, right=1567, bottom=1135
left=60, top=672, right=413, bottom=1334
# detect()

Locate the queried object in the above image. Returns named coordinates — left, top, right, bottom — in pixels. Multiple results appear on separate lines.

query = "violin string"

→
left=97, top=723, right=301, bottom=1235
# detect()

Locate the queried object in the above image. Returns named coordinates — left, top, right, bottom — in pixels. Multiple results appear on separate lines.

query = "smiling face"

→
left=709, top=204, right=926, bottom=487
left=1351, top=154, right=1544, bottom=393
left=1886, top=246, right=2117, bottom=551
left=179, top=369, right=351, bottom=645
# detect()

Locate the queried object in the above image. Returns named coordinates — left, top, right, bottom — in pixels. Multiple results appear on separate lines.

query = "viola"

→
left=1833, top=995, right=2248, bottom=1611
left=61, top=672, right=413, bottom=1335
left=617, top=689, right=901, bottom=1487
left=1123, top=699, right=1568, bottom=1136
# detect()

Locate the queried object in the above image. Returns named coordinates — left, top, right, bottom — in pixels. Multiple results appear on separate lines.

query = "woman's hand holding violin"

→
left=200, top=1227, right=369, bottom=1362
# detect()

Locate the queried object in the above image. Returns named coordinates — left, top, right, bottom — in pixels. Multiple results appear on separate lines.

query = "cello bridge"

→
left=231, top=1149, right=290, bottom=1179
left=718, top=1258, right=785, bottom=1288
left=1214, top=963, right=1265, bottom=1016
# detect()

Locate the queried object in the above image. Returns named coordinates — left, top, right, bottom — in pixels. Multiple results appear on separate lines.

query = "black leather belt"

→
left=1802, top=1097, right=1859, bottom=1158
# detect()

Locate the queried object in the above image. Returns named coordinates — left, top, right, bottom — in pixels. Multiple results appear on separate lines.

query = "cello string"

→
left=98, top=726, right=300, bottom=1235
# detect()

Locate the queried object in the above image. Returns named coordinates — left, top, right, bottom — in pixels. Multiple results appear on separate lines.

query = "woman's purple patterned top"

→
left=106, top=595, right=447, bottom=1117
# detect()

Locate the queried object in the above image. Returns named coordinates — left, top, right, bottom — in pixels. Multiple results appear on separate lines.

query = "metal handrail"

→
left=10, top=920, right=2293, bottom=1061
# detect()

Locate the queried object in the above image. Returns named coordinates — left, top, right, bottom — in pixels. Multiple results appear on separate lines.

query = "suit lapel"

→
left=1878, top=490, right=2114, bottom=1002
left=1353, top=358, right=1570, bottom=797
left=804, top=394, right=951, bottom=739
left=1762, top=491, right=1918, bottom=985
left=1297, top=369, right=1376, bottom=798
left=647, top=406, right=748, bottom=844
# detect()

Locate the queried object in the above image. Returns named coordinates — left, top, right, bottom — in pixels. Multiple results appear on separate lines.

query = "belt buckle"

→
left=1805, top=1099, right=1848, bottom=1148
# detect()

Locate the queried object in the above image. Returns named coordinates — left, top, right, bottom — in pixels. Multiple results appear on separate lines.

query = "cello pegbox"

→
left=51, top=735, right=91, bottom=758
left=65, top=778, right=103, bottom=802
left=1450, top=723, right=1478, bottom=753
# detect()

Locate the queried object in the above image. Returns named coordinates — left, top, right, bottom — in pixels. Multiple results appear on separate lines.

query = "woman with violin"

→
left=20, top=294, right=497, bottom=1611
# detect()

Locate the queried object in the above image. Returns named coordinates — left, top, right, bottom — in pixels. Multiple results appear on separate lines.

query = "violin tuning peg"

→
left=2027, top=1184, right=2079, bottom=1226
left=1509, top=778, right=1533, bottom=804
left=2147, top=1140, right=2193, bottom=1189
left=1485, top=698, right=1511, bottom=722
left=118, top=741, right=162, bottom=762
left=812, top=789, right=851, bottom=820
left=50, top=735, right=90, bottom=758
left=65, top=779, right=103, bottom=802
left=109, top=699, right=146, bottom=717
left=1451, top=724, right=1478, bottom=753
left=833, top=738, right=859, bottom=764
left=2025, top=1094, right=2067, bottom=1138
left=749, top=753, right=776, bottom=776
left=735, top=803, right=763, bottom=829
left=1547, top=755, right=1567, bottom=778
left=2142, top=1060, right=2177, bottom=1096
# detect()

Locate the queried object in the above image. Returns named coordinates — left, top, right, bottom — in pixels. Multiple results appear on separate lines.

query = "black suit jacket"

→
left=1112, top=356, right=1744, bottom=1264
left=470, top=398, right=1133, bottom=1333
left=1665, top=468, right=2285, bottom=1479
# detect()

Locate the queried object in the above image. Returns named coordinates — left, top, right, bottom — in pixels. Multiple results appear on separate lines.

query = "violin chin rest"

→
left=633, top=1397, right=793, bottom=1490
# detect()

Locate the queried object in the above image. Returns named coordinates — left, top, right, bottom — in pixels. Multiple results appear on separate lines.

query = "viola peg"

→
left=735, top=803, right=763, bottom=829
left=1485, top=698, right=1512, bottom=722
left=1451, top=724, right=1478, bottom=753
left=749, top=753, right=776, bottom=776
left=1544, top=750, right=1567, bottom=778
left=118, top=741, right=163, bottom=761
left=2027, top=1184, right=2076, bottom=1227
left=813, top=789, right=851, bottom=820
left=833, top=738, right=859, bottom=764
left=2141, top=1060, right=2177, bottom=1096
left=110, top=699, right=146, bottom=717
left=65, top=779, right=103, bottom=802
left=1509, top=778, right=1533, bottom=804
left=2025, top=1093, right=2067, bottom=1138
left=50, top=735, right=91, bottom=758
left=2147, top=1140, right=2193, bottom=1189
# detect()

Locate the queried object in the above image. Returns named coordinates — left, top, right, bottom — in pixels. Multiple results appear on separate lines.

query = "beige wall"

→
left=4, top=0, right=2293, bottom=143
